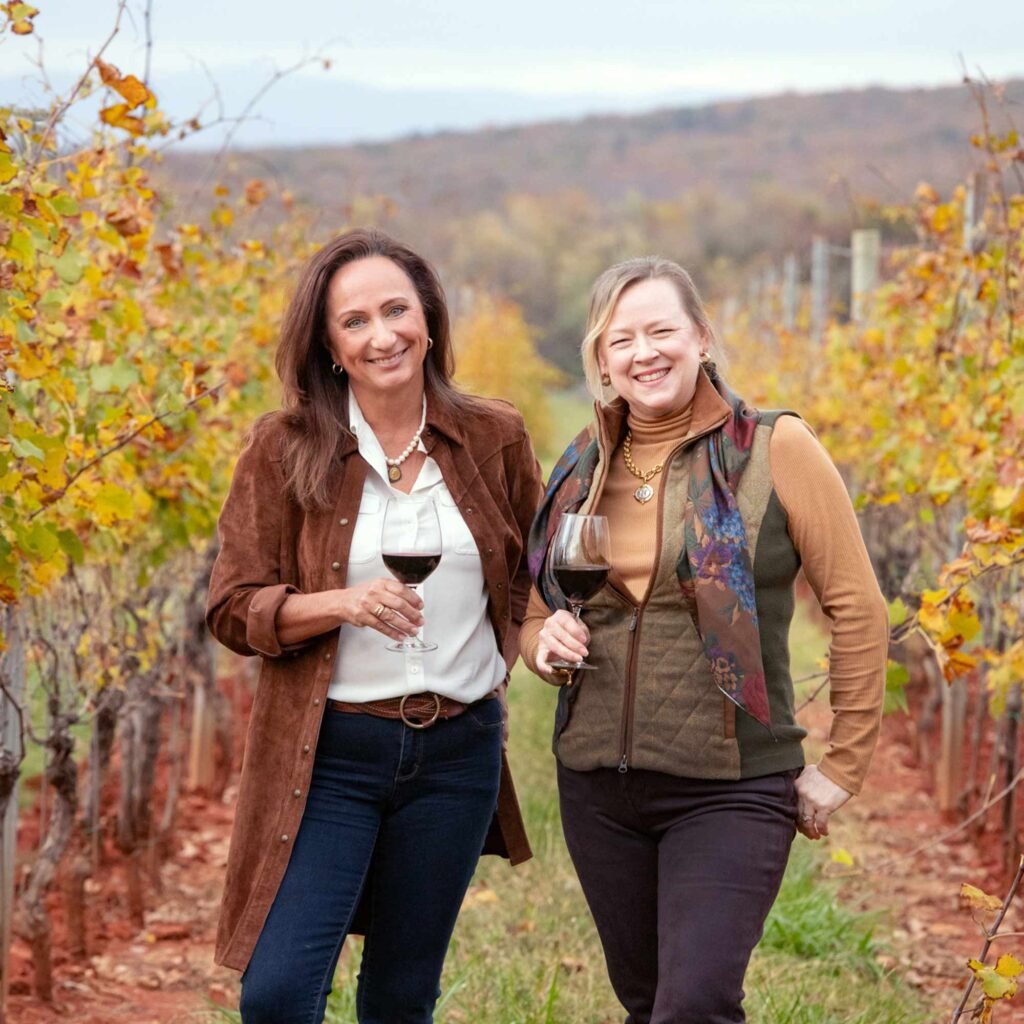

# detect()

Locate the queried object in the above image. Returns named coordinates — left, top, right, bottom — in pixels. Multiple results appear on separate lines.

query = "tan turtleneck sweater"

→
left=602, top=403, right=693, bottom=601
left=520, top=398, right=888, bottom=796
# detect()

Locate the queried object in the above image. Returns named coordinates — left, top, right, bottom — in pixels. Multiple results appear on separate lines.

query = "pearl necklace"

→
left=385, top=397, right=427, bottom=483
left=622, top=430, right=664, bottom=504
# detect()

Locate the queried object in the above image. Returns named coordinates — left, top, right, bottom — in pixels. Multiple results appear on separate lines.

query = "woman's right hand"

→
left=337, top=578, right=424, bottom=642
left=536, top=609, right=590, bottom=682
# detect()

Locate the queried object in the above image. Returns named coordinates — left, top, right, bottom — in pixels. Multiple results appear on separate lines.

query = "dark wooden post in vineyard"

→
left=937, top=677, right=967, bottom=816
left=0, top=607, right=25, bottom=1024
left=1002, top=685, right=1022, bottom=878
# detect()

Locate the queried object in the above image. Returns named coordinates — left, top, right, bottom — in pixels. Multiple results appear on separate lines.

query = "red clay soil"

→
left=8, top=690, right=1024, bottom=1023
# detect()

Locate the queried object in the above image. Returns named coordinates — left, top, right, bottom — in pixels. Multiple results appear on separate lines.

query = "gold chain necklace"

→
left=622, top=430, right=663, bottom=504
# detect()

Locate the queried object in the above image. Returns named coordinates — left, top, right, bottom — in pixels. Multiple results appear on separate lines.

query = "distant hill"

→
left=154, top=79, right=1023, bottom=369
left=159, top=79, right=1022, bottom=218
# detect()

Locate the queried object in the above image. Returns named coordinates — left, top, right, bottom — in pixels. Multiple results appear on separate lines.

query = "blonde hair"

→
left=580, top=257, right=724, bottom=401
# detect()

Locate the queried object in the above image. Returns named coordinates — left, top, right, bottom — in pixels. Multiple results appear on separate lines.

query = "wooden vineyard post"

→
left=1002, top=685, right=1022, bottom=878
left=964, top=171, right=985, bottom=251
left=851, top=228, right=881, bottom=324
left=810, top=236, right=829, bottom=338
left=937, top=676, right=967, bottom=816
left=782, top=253, right=798, bottom=330
left=0, top=608, right=25, bottom=1024
left=187, top=637, right=220, bottom=793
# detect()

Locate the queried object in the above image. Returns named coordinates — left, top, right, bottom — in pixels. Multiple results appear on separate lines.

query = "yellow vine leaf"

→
left=99, top=104, right=146, bottom=136
left=960, top=883, right=1003, bottom=913
left=968, top=955, right=1023, bottom=1000
left=95, top=59, right=154, bottom=109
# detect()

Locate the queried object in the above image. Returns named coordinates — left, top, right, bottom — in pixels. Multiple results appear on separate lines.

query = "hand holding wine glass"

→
left=381, top=496, right=442, bottom=653
left=548, top=514, right=611, bottom=673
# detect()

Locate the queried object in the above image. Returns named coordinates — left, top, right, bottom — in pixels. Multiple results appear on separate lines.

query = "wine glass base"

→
left=549, top=660, right=597, bottom=671
left=386, top=640, right=438, bottom=653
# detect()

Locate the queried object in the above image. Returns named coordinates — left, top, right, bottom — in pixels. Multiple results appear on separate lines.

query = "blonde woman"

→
left=521, top=257, right=887, bottom=1023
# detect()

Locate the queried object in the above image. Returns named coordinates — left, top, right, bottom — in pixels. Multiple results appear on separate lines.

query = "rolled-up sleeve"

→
left=206, top=420, right=308, bottom=658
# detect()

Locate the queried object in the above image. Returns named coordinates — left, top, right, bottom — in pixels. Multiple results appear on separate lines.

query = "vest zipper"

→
left=617, top=605, right=640, bottom=773
left=593, top=403, right=728, bottom=777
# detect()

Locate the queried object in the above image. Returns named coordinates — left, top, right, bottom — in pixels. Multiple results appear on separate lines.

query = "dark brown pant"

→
left=557, top=764, right=798, bottom=1024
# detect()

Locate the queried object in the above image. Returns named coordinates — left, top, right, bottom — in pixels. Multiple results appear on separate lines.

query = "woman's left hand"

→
left=793, top=764, right=851, bottom=840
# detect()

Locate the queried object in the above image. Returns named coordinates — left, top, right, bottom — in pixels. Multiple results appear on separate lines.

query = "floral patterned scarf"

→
left=527, top=366, right=773, bottom=731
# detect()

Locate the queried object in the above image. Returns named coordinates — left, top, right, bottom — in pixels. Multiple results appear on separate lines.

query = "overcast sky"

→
left=2, top=0, right=1022, bottom=148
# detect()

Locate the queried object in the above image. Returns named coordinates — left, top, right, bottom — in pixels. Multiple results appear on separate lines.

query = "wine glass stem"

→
left=411, top=583, right=425, bottom=644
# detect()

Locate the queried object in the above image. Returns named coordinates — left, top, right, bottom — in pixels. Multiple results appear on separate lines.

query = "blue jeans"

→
left=240, top=698, right=503, bottom=1024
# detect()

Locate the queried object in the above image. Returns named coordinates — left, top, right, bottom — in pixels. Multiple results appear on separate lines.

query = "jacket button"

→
left=293, top=789, right=301, bottom=798
left=313, top=697, right=321, bottom=706
left=303, top=744, right=310, bottom=753
left=486, top=547, right=493, bottom=555
left=280, top=834, right=289, bottom=843
left=339, top=518, right=350, bottom=526
left=464, top=508, right=473, bottom=514
left=331, top=561, right=341, bottom=570
left=497, top=582, right=504, bottom=590
left=324, top=652, right=331, bottom=660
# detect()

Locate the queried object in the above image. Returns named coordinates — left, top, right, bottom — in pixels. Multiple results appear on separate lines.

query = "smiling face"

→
left=597, top=277, right=707, bottom=419
left=324, top=255, right=431, bottom=406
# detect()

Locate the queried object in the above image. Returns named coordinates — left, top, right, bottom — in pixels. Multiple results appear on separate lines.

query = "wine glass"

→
left=381, top=496, right=442, bottom=653
left=548, top=513, right=611, bottom=672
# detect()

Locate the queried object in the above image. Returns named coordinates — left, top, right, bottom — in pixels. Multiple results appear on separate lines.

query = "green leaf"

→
left=53, top=246, right=85, bottom=284
left=90, top=358, right=140, bottom=393
left=49, top=193, right=79, bottom=216
left=11, top=436, right=44, bottom=460
left=23, top=521, right=60, bottom=560
left=888, top=598, right=909, bottom=628
left=884, top=661, right=910, bottom=715
left=57, top=528, right=84, bottom=565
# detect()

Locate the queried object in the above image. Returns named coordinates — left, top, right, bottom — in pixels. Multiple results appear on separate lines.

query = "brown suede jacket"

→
left=206, top=389, right=542, bottom=971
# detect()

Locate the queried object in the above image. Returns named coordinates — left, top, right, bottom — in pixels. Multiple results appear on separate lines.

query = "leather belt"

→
left=328, top=691, right=490, bottom=729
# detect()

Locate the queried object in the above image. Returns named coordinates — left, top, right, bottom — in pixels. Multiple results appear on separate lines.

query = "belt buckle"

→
left=399, top=692, right=441, bottom=729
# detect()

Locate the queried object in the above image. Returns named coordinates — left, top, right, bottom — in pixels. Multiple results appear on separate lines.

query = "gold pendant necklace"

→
left=384, top=398, right=427, bottom=484
left=622, top=430, right=663, bottom=504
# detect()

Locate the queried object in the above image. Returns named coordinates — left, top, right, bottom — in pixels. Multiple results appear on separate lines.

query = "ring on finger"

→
left=373, top=603, right=388, bottom=620
left=800, top=813, right=814, bottom=822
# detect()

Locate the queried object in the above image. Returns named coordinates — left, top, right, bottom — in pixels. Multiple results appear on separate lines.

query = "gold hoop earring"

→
left=331, top=362, right=345, bottom=376
left=426, top=336, right=434, bottom=350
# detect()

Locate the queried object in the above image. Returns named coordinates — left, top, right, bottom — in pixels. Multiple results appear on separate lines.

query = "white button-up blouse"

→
left=328, top=391, right=506, bottom=703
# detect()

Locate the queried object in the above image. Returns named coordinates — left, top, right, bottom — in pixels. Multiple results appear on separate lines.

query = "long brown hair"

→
left=274, top=228, right=473, bottom=509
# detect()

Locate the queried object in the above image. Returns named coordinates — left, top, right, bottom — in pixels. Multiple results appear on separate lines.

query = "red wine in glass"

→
left=553, top=564, right=609, bottom=604
left=381, top=497, right=442, bottom=653
left=382, top=553, right=441, bottom=586
left=548, top=514, right=611, bottom=673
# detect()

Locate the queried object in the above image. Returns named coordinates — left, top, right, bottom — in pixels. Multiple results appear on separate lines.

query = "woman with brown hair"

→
left=206, top=228, right=541, bottom=1023
left=521, top=256, right=887, bottom=1023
